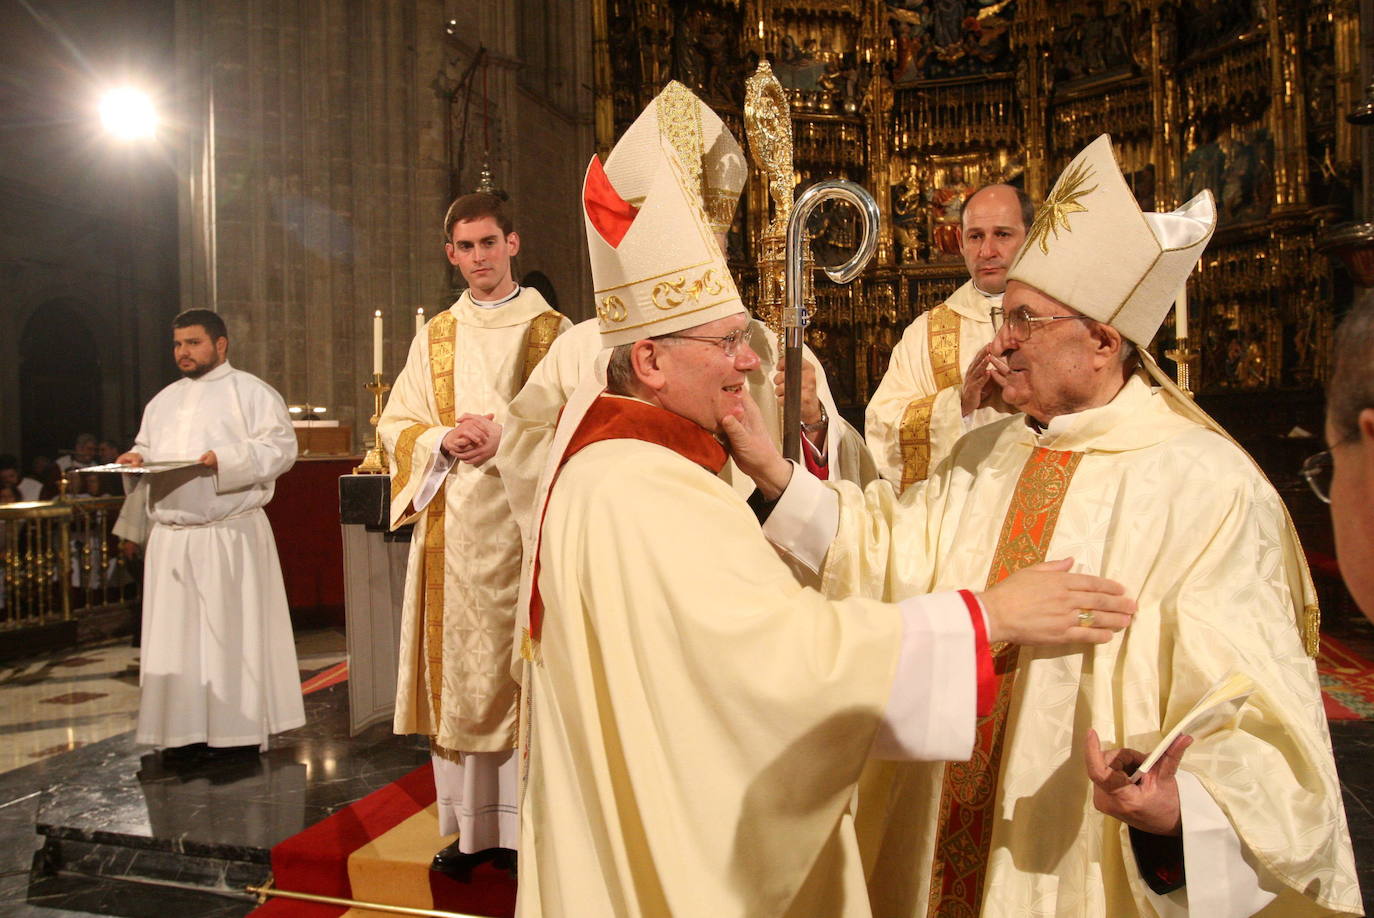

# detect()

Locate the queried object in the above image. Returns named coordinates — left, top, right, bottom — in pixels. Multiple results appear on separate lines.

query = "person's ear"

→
left=216, top=336, right=229, bottom=361
left=631, top=340, right=667, bottom=393
left=506, top=232, right=521, bottom=258
left=1087, top=321, right=1122, bottom=369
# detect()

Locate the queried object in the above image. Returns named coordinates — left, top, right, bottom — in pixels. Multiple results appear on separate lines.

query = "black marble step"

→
left=13, top=682, right=429, bottom=915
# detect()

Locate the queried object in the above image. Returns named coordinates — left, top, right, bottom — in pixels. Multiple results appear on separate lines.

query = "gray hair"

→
left=1330, top=300, right=1374, bottom=441
left=605, top=343, right=638, bottom=396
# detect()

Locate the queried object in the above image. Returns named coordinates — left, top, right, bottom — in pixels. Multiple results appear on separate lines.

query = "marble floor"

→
left=1, top=622, right=1373, bottom=916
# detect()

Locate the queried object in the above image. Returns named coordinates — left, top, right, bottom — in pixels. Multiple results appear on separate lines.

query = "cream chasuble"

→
left=864, top=280, right=1010, bottom=491
left=778, top=376, right=1360, bottom=917
left=518, top=396, right=987, bottom=918
left=380, top=288, right=569, bottom=755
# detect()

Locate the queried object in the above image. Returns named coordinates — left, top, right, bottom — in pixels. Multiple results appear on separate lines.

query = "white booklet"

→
left=80, top=460, right=203, bottom=475
left=1131, top=671, right=1255, bottom=782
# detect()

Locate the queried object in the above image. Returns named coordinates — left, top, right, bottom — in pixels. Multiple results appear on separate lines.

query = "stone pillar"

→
left=176, top=0, right=458, bottom=445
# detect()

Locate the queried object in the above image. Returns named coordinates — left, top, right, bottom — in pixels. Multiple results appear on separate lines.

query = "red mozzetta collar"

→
left=562, top=395, right=728, bottom=475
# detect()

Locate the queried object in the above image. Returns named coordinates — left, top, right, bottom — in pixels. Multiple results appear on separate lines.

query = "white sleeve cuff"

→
left=760, top=461, right=838, bottom=575
left=871, top=590, right=977, bottom=761
left=1140, top=771, right=1276, bottom=918
left=412, top=434, right=457, bottom=512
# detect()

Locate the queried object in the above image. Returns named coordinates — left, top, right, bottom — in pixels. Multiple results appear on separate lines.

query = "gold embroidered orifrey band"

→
left=896, top=306, right=964, bottom=491
left=521, top=310, right=565, bottom=386
left=927, top=304, right=963, bottom=390
left=897, top=395, right=937, bottom=493
left=390, top=423, right=428, bottom=505
left=422, top=311, right=457, bottom=732
left=927, top=446, right=1084, bottom=917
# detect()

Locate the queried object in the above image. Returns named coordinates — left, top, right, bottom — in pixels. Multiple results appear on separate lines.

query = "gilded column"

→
left=593, top=0, right=615, bottom=157
left=1149, top=1, right=1181, bottom=209
left=1012, top=0, right=1051, bottom=200
left=1334, top=0, right=1362, bottom=171
left=1268, top=0, right=1311, bottom=212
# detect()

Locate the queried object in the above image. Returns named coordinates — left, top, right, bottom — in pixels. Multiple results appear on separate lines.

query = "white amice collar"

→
left=470, top=285, right=522, bottom=309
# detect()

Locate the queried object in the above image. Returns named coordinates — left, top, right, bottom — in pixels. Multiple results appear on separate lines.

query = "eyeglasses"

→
left=1300, top=450, right=1334, bottom=504
left=1003, top=305, right=1095, bottom=342
left=661, top=326, right=754, bottom=358
left=990, top=306, right=1004, bottom=333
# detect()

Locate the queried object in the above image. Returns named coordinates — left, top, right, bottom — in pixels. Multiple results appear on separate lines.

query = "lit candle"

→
left=415, top=307, right=425, bottom=336
left=1175, top=281, right=1188, bottom=341
left=373, top=310, right=383, bottom=374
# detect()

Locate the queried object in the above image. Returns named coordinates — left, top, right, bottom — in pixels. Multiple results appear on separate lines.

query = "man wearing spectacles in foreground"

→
left=1318, top=301, right=1374, bottom=620
left=731, top=135, right=1359, bottom=916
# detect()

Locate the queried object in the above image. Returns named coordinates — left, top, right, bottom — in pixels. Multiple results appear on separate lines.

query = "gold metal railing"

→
left=0, top=496, right=138, bottom=632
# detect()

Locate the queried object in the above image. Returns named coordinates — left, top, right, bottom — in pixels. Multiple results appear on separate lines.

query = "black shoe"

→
left=202, top=744, right=259, bottom=759
left=160, top=743, right=208, bottom=764
left=491, top=848, right=517, bottom=878
left=430, top=841, right=496, bottom=882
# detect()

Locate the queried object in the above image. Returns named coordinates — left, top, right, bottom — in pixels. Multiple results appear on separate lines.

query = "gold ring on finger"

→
left=1076, top=609, right=1095, bottom=627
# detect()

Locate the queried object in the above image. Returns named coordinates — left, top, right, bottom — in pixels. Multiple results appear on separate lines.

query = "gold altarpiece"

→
left=592, top=0, right=1363, bottom=411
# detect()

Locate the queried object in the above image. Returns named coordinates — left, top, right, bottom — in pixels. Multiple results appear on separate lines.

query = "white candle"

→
left=372, top=310, right=383, bottom=374
left=1175, top=282, right=1188, bottom=341
left=416, top=307, right=425, bottom=336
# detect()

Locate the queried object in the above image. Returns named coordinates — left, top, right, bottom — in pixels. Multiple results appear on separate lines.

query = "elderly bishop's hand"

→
left=1085, top=728, right=1191, bottom=837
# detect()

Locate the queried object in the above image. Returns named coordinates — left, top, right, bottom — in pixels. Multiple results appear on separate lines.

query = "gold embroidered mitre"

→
left=583, top=136, right=745, bottom=347
left=1008, top=134, right=1216, bottom=346
left=603, top=81, right=748, bottom=236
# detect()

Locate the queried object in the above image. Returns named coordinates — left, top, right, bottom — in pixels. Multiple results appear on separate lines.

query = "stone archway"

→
left=19, top=299, right=103, bottom=462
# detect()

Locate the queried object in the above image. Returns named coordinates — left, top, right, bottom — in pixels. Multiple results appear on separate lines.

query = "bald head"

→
left=960, top=184, right=1032, bottom=295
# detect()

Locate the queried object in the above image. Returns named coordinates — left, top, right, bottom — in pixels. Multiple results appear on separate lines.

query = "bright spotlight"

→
left=99, top=88, right=157, bottom=140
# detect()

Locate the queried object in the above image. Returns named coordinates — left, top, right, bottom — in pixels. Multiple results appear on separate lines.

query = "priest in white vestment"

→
left=118, top=309, right=302, bottom=755
left=497, top=81, right=875, bottom=559
left=865, top=184, right=1032, bottom=491
left=740, top=136, right=1362, bottom=917
left=513, top=121, right=1136, bottom=918
left=380, top=192, right=568, bottom=875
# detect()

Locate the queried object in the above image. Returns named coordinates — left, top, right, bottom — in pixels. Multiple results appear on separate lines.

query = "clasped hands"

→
left=441, top=413, right=501, bottom=465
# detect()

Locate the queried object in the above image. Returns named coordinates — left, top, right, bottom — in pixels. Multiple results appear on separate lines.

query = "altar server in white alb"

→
left=118, top=309, right=302, bottom=757
left=512, top=127, right=1136, bottom=918
left=380, top=193, right=568, bottom=878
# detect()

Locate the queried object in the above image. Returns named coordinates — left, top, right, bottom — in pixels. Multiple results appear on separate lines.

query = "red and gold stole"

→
left=526, top=395, right=727, bottom=645
left=898, top=304, right=963, bottom=492
left=927, top=446, right=1084, bottom=917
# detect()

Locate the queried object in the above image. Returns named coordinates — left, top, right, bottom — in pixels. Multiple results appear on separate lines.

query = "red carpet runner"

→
left=249, top=761, right=516, bottom=917
left=1319, top=631, right=1374, bottom=721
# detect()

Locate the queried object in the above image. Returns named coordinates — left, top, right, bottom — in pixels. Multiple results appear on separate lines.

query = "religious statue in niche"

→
left=775, top=34, right=828, bottom=91
left=885, top=0, right=1017, bottom=82
left=670, top=2, right=742, bottom=106
left=1054, top=0, right=1134, bottom=82
left=927, top=163, right=972, bottom=257
left=892, top=162, right=927, bottom=262
left=1177, top=0, right=1263, bottom=60
left=1219, top=127, right=1273, bottom=224
left=1181, top=120, right=1227, bottom=214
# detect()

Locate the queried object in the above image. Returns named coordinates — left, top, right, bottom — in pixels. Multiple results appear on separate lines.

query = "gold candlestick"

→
left=1165, top=337, right=1199, bottom=395
left=353, top=373, right=392, bottom=474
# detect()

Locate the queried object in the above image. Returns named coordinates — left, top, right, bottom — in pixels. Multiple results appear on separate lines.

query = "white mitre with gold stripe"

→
left=602, top=81, right=747, bottom=237
left=583, top=135, right=745, bottom=347
left=1008, top=133, right=1216, bottom=346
